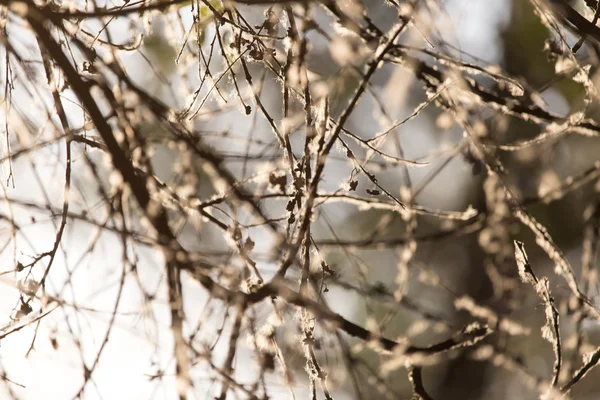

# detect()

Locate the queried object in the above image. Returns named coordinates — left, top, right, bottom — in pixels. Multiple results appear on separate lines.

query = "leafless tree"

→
left=1, top=0, right=600, bottom=399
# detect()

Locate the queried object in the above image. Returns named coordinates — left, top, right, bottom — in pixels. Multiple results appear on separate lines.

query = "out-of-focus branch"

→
left=548, top=0, right=600, bottom=43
